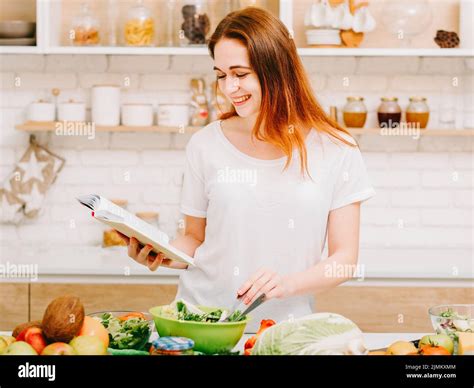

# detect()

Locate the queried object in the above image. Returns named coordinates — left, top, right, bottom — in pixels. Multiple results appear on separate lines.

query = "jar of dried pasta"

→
left=124, top=0, right=155, bottom=46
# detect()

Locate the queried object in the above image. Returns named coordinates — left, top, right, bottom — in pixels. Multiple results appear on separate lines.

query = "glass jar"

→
left=406, top=96, right=430, bottom=129
left=343, top=96, right=367, bottom=128
left=124, top=0, right=155, bottom=46
left=71, top=2, right=100, bottom=46
left=179, top=0, right=211, bottom=46
left=377, top=97, right=402, bottom=129
left=103, top=199, right=128, bottom=247
left=150, top=337, right=195, bottom=355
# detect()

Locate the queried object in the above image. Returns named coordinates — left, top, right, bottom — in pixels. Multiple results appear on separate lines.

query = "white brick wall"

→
left=0, top=54, right=472, bottom=278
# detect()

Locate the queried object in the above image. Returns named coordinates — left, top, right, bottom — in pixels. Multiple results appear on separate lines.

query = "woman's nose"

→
left=224, top=76, right=239, bottom=94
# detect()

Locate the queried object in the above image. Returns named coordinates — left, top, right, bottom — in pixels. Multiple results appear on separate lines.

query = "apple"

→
left=3, top=341, right=38, bottom=355
left=0, top=336, right=16, bottom=354
left=69, top=336, right=107, bottom=355
left=41, top=342, right=76, bottom=355
left=386, top=341, right=418, bottom=355
left=78, top=316, right=109, bottom=348
left=419, top=334, right=454, bottom=354
left=23, top=327, right=47, bottom=354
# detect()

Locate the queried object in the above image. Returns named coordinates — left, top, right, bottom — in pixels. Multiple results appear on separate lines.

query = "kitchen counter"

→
left=0, top=331, right=424, bottom=354
left=1, top=245, right=472, bottom=287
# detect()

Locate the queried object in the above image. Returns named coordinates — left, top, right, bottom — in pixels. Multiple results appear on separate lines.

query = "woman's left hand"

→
left=237, top=268, right=292, bottom=305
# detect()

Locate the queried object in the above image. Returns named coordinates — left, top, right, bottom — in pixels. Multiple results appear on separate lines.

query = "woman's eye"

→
left=217, top=74, right=226, bottom=79
left=236, top=73, right=249, bottom=78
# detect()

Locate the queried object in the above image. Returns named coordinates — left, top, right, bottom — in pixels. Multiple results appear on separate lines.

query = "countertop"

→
left=0, top=331, right=424, bottom=354
left=1, top=245, right=472, bottom=286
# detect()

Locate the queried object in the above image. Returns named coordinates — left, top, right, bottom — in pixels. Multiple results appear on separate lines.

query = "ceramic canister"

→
left=57, top=100, right=86, bottom=121
left=121, top=103, right=154, bottom=126
left=91, top=85, right=121, bottom=126
left=27, top=101, right=55, bottom=121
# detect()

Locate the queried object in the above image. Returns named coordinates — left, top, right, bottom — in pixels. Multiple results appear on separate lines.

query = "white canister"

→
left=27, top=101, right=55, bottom=121
left=121, top=104, right=154, bottom=126
left=57, top=100, right=86, bottom=121
left=157, top=104, right=190, bottom=127
left=91, top=85, right=121, bottom=126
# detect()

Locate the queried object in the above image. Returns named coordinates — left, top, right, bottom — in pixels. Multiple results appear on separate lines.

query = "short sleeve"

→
left=330, top=145, right=376, bottom=211
left=179, top=136, right=208, bottom=218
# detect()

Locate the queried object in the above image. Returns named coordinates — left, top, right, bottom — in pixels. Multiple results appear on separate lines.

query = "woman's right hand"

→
left=115, top=231, right=172, bottom=271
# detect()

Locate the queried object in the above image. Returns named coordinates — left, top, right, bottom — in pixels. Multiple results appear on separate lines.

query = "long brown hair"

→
left=208, top=7, right=358, bottom=177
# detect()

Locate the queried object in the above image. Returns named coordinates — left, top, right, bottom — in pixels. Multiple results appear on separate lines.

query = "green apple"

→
left=419, top=333, right=454, bottom=354
left=0, top=336, right=16, bottom=354
left=3, top=341, right=38, bottom=355
left=69, top=336, right=107, bottom=355
left=41, top=342, right=77, bottom=355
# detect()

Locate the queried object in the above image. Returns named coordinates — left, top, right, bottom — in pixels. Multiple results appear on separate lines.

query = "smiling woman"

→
left=121, top=6, right=376, bottom=333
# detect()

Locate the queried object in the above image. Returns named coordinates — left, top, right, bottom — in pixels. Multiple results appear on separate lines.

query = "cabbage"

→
left=251, top=313, right=367, bottom=355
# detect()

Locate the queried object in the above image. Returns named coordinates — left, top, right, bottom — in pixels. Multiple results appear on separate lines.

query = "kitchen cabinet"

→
left=28, top=283, right=178, bottom=322
left=1, top=282, right=472, bottom=333
left=0, top=283, right=29, bottom=331
left=1, top=0, right=472, bottom=57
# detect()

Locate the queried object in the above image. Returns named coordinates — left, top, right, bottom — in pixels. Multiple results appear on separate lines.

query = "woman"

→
left=120, top=7, right=375, bottom=332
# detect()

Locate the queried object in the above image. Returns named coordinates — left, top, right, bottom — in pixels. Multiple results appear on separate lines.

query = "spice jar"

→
left=124, top=0, right=155, bottom=46
left=70, top=2, right=100, bottom=46
left=103, top=199, right=128, bottom=247
left=406, top=96, right=430, bottom=129
left=343, top=96, right=367, bottom=128
left=149, top=337, right=195, bottom=355
left=377, top=97, right=401, bottom=129
left=180, top=0, right=211, bottom=45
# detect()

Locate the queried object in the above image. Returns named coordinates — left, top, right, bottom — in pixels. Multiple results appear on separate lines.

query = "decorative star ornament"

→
left=17, top=150, right=49, bottom=183
left=18, top=183, right=44, bottom=215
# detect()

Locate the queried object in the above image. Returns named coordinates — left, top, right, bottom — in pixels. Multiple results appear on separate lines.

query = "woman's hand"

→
left=115, top=231, right=182, bottom=271
left=237, top=267, right=292, bottom=305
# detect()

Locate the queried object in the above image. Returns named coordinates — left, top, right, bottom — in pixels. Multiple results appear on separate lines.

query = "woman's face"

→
left=213, top=38, right=262, bottom=119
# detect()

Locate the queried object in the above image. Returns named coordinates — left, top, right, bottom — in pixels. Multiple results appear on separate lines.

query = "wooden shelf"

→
left=15, top=121, right=201, bottom=134
left=15, top=122, right=474, bottom=137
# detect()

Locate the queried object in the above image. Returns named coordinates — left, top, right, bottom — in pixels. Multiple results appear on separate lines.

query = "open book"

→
left=76, top=194, right=195, bottom=266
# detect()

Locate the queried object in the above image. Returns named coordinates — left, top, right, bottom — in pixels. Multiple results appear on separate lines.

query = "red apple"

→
left=41, top=342, right=76, bottom=355
left=24, top=327, right=47, bottom=354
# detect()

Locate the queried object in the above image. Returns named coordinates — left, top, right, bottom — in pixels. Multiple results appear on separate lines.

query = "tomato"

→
left=420, top=344, right=451, bottom=356
left=118, top=312, right=146, bottom=321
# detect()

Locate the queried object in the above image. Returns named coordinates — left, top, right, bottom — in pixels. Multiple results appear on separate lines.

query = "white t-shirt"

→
left=176, top=120, right=375, bottom=332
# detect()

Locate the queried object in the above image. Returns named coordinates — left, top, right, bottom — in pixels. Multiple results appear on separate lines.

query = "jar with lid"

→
left=103, top=199, right=128, bottom=247
left=377, top=97, right=401, bottom=129
left=149, top=337, right=195, bottom=355
left=406, top=96, right=430, bottom=129
left=70, top=2, right=100, bottom=46
left=124, top=0, right=155, bottom=46
left=179, top=0, right=211, bottom=46
left=343, top=96, right=367, bottom=128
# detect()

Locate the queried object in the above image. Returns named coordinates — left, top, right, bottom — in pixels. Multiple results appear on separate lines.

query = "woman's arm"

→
left=284, top=202, right=361, bottom=297
left=237, top=202, right=361, bottom=304
left=163, top=215, right=207, bottom=269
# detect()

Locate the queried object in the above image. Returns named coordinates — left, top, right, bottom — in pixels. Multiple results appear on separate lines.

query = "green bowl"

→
left=149, top=305, right=248, bottom=354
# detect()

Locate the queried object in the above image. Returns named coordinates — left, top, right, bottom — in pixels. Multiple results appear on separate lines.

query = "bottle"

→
left=377, top=97, right=401, bottom=129
left=124, top=0, right=155, bottom=46
left=406, top=96, right=429, bottom=129
left=343, top=96, right=367, bottom=128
